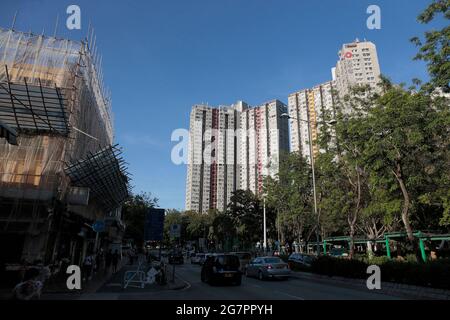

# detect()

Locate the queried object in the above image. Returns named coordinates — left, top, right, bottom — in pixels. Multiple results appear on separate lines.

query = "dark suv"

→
left=168, top=250, right=184, bottom=264
left=201, top=254, right=242, bottom=285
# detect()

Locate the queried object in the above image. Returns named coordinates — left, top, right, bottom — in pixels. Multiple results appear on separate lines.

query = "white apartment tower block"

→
left=185, top=100, right=289, bottom=213
left=334, top=39, right=381, bottom=98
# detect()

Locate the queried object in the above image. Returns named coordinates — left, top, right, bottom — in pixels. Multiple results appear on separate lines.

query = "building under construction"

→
left=0, top=27, right=130, bottom=270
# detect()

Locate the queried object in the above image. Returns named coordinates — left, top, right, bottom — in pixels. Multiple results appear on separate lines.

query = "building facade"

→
left=185, top=100, right=289, bottom=213
left=333, top=39, right=381, bottom=99
left=288, top=81, right=337, bottom=160
left=288, top=39, right=381, bottom=160
left=0, top=28, right=129, bottom=269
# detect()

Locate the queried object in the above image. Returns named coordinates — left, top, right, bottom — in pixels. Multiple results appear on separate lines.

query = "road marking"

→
left=105, top=283, right=122, bottom=287
left=175, top=274, right=192, bottom=291
left=274, top=290, right=305, bottom=300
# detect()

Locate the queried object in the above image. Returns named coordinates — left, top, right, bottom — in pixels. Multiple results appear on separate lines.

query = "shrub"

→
left=311, top=256, right=367, bottom=279
left=310, top=256, right=450, bottom=289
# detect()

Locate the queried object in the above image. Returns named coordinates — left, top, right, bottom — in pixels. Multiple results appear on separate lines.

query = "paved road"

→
left=157, top=263, right=401, bottom=300
left=65, top=262, right=403, bottom=300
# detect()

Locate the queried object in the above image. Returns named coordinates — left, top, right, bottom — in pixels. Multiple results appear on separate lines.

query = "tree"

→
left=122, top=192, right=158, bottom=246
left=226, top=189, right=275, bottom=250
left=339, top=80, right=450, bottom=255
left=211, top=212, right=235, bottom=251
left=264, top=153, right=315, bottom=245
left=410, top=0, right=450, bottom=92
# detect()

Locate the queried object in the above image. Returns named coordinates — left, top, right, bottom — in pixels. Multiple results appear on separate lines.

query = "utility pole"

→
left=263, top=197, right=267, bottom=253
left=280, top=113, right=336, bottom=257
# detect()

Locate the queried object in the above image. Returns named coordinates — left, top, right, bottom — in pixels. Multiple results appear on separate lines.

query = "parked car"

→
left=288, top=253, right=316, bottom=268
left=245, top=256, right=290, bottom=280
left=200, top=253, right=215, bottom=265
left=230, top=252, right=252, bottom=271
left=168, top=250, right=184, bottom=264
left=191, top=253, right=205, bottom=264
left=201, top=254, right=242, bottom=285
left=329, top=247, right=349, bottom=257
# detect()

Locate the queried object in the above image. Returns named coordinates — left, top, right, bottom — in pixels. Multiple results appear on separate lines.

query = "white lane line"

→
left=175, top=274, right=192, bottom=291
left=274, top=290, right=305, bottom=300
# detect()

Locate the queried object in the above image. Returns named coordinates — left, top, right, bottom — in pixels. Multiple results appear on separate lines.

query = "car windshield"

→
left=264, top=258, right=283, bottom=264
left=216, top=255, right=240, bottom=268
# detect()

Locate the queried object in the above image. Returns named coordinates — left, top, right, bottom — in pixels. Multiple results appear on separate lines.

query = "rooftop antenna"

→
left=53, top=14, right=59, bottom=38
left=11, top=11, right=18, bottom=30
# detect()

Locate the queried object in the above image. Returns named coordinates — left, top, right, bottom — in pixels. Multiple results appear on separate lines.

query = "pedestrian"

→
left=12, top=268, right=43, bottom=300
left=95, top=249, right=104, bottom=274
left=105, top=249, right=112, bottom=275
left=34, top=260, right=51, bottom=285
left=128, top=249, right=134, bottom=265
left=82, top=253, right=94, bottom=281
left=18, top=259, right=28, bottom=283
left=112, top=249, right=120, bottom=273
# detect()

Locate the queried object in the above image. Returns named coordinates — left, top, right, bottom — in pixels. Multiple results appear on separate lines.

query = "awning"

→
left=0, top=66, right=69, bottom=145
left=64, top=145, right=131, bottom=212
left=0, top=119, right=17, bottom=145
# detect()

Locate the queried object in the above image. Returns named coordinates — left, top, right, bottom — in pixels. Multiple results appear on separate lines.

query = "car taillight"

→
left=266, top=264, right=273, bottom=269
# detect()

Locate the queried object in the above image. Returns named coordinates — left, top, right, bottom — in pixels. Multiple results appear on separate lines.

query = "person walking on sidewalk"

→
left=105, top=249, right=112, bottom=275
left=112, top=250, right=120, bottom=273
left=95, top=249, right=104, bottom=274
left=82, top=253, right=94, bottom=281
left=128, top=249, right=135, bottom=265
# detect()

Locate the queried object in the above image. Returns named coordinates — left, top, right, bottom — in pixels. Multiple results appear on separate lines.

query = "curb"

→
left=167, top=274, right=190, bottom=291
left=290, top=271, right=450, bottom=300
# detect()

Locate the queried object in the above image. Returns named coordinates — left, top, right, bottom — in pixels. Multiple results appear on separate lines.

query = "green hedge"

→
left=310, top=256, right=450, bottom=290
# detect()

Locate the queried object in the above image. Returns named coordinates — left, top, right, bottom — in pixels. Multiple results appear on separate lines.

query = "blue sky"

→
left=1, top=0, right=444, bottom=210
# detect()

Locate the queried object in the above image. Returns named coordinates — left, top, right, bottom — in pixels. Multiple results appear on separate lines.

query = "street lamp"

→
left=280, top=113, right=336, bottom=256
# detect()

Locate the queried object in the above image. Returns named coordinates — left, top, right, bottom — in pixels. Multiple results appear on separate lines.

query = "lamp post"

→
left=280, top=113, right=336, bottom=256
left=263, top=197, right=267, bottom=253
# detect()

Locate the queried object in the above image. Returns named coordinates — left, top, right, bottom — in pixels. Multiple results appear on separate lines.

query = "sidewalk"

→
left=41, top=258, right=187, bottom=300
left=97, top=259, right=187, bottom=293
left=40, top=258, right=129, bottom=299
left=290, top=270, right=450, bottom=300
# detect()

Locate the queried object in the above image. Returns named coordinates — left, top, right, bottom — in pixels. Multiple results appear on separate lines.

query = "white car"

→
left=191, top=253, right=205, bottom=264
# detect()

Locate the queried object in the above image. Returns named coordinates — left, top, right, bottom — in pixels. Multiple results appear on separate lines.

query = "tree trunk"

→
left=348, top=164, right=361, bottom=259
left=392, top=164, right=422, bottom=261
left=349, top=224, right=355, bottom=259
left=392, top=165, right=414, bottom=241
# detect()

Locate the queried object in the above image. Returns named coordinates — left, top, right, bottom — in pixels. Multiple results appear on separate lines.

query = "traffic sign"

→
left=144, top=208, right=165, bottom=241
left=170, top=224, right=181, bottom=238
left=92, top=220, right=105, bottom=233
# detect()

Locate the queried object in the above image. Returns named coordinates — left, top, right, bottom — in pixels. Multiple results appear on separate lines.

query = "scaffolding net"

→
left=0, top=67, right=69, bottom=144
left=65, top=145, right=130, bottom=212
left=0, top=27, right=125, bottom=218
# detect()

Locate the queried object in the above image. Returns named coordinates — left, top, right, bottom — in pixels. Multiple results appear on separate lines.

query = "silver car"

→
left=245, top=256, right=291, bottom=280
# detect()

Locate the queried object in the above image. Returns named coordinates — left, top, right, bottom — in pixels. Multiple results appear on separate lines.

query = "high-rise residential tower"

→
left=288, top=81, right=337, bottom=160
left=288, top=39, right=381, bottom=160
left=333, top=39, right=381, bottom=98
left=185, top=100, right=289, bottom=213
